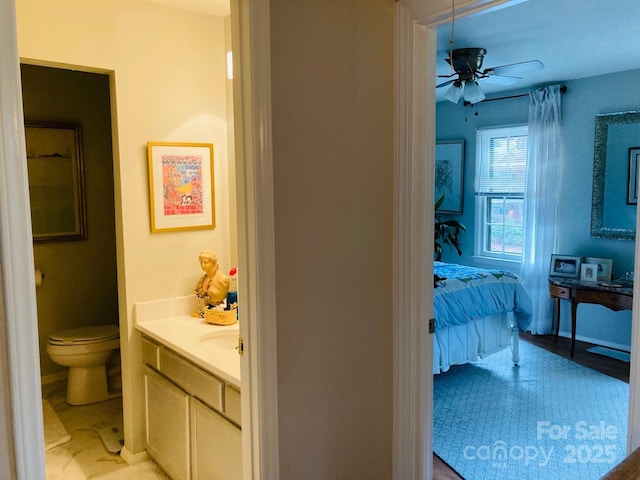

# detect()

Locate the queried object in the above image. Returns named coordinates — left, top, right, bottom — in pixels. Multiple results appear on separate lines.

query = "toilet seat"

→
left=49, top=325, right=119, bottom=346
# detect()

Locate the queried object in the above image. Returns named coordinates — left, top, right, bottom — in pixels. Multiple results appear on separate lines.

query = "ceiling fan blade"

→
left=437, top=72, right=457, bottom=79
left=483, top=60, right=544, bottom=76
left=436, top=79, right=456, bottom=88
left=482, top=74, right=522, bottom=86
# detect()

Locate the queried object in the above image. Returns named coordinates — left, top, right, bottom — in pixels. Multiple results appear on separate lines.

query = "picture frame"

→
left=435, top=139, right=465, bottom=214
left=584, top=257, right=613, bottom=282
left=628, top=147, right=640, bottom=205
left=147, top=142, right=215, bottom=232
left=549, top=254, right=582, bottom=279
left=25, top=121, right=87, bottom=243
left=580, top=263, right=598, bottom=283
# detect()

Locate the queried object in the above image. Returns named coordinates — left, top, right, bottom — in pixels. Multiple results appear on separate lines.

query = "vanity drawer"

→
left=224, top=385, right=242, bottom=427
left=141, top=335, right=161, bottom=369
left=159, top=348, right=223, bottom=411
left=549, top=283, right=570, bottom=299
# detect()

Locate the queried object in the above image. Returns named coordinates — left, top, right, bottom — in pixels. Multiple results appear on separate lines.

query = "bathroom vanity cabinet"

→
left=141, top=334, right=242, bottom=480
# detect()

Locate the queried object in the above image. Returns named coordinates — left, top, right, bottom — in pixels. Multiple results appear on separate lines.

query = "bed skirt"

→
left=433, top=312, right=519, bottom=374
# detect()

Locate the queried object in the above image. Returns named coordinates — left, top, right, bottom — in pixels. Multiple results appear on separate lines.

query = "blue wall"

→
left=436, top=69, right=640, bottom=350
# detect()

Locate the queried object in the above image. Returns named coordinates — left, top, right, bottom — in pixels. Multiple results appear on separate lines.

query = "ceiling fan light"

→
left=443, top=81, right=464, bottom=103
left=463, top=81, right=485, bottom=104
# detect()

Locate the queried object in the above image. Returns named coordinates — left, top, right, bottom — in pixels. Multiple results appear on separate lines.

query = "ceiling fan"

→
left=437, top=47, right=544, bottom=104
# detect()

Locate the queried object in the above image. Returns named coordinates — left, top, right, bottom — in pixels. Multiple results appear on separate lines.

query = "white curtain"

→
left=520, top=84, right=562, bottom=334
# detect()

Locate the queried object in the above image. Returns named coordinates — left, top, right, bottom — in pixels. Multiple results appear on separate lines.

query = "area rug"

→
left=586, top=346, right=630, bottom=363
left=433, top=341, right=629, bottom=479
left=42, top=399, right=70, bottom=451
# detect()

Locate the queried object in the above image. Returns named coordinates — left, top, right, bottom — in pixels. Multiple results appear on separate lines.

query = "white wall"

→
left=270, top=1, right=395, bottom=477
left=16, top=0, right=232, bottom=456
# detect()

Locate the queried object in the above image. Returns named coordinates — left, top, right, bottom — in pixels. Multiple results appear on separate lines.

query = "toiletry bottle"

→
left=226, top=267, right=238, bottom=319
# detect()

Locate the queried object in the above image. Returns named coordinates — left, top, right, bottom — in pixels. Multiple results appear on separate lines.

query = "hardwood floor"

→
left=432, top=333, right=631, bottom=479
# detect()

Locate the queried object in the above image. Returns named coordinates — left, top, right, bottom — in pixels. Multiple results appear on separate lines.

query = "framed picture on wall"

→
left=25, top=121, right=87, bottom=243
left=628, top=147, right=640, bottom=205
left=549, top=254, right=581, bottom=279
left=147, top=142, right=215, bottom=232
left=435, top=140, right=465, bottom=214
left=584, top=257, right=613, bottom=282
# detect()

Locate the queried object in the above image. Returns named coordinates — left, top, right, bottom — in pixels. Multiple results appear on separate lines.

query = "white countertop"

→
left=136, top=314, right=241, bottom=388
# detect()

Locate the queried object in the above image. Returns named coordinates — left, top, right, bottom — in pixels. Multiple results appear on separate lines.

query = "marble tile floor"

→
left=42, top=381, right=169, bottom=480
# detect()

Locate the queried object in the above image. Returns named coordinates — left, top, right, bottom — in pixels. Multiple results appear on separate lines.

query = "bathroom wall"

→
left=16, top=0, right=232, bottom=456
left=21, top=64, right=119, bottom=378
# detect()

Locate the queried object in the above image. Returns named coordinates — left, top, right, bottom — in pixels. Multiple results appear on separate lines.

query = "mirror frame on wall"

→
left=591, top=110, right=640, bottom=240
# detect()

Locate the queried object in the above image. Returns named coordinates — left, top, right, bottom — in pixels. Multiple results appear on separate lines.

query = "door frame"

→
left=395, top=1, right=640, bottom=478
left=231, top=0, right=280, bottom=478
left=0, top=0, right=279, bottom=479
left=0, top=1, right=47, bottom=478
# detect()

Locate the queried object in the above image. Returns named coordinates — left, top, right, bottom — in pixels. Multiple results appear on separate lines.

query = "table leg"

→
left=553, top=297, right=560, bottom=340
left=570, top=300, right=578, bottom=357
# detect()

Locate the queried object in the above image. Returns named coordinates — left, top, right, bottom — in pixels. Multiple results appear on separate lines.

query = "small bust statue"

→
left=194, top=250, right=230, bottom=317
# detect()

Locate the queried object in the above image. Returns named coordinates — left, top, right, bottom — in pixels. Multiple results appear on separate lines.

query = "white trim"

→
left=0, top=1, right=46, bottom=478
left=230, top=0, right=279, bottom=478
left=627, top=194, right=640, bottom=454
left=394, top=6, right=432, bottom=479
left=395, top=1, right=581, bottom=479
left=555, top=332, right=631, bottom=354
left=120, top=447, right=150, bottom=466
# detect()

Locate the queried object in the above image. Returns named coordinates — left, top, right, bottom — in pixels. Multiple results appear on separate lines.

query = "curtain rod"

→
left=463, top=85, right=567, bottom=107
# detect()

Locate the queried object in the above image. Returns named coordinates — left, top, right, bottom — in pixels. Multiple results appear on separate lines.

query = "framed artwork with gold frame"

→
left=25, top=121, right=87, bottom=243
left=147, top=141, right=215, bottom=232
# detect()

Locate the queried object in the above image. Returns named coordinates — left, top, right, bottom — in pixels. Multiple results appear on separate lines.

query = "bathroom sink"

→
left=198, top=328, right=241, bottom=380
left=200, top=329, right=240, bottom=351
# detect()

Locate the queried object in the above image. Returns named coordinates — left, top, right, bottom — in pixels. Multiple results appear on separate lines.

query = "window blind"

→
left=475, top=125, right=528, bottom=195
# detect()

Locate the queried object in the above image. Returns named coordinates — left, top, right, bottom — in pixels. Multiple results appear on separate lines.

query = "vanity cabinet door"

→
left=190, top=397, right=242, bottom=480
left=144, top=366, right=190, bottom=480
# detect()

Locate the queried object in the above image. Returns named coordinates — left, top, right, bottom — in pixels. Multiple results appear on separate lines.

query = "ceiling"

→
left=142, top=0, right=640, bottom=104
left=435, top=0, right=640, bottom=102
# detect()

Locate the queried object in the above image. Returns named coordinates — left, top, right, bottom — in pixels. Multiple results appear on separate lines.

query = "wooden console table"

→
left=548, top=278, right=633, bottom=357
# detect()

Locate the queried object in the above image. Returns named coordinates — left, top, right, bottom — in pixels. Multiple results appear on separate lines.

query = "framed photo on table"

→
left=628, top=147, right=640, bottom=205
left=580, top=263, right=598, bottom=283
left=584, top=257, right=613, bottom=282
left=549, top=254, right=581, bottom=279
left=147, top=142, right=215, bottom=232
left=435, top=140, right=465, bottom=214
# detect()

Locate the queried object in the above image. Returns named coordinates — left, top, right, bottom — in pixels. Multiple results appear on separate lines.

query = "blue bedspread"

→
left=434, top=261, right=533, bottom=331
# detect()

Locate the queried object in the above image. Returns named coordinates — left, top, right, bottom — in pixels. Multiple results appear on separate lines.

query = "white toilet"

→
left=46, top=324, right=121, bottom=405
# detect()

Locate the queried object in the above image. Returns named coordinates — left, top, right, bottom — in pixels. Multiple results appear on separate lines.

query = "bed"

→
left=433, top=261, right=533, bottom=374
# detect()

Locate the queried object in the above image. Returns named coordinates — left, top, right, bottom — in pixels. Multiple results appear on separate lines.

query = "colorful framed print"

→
left=147, top=142, right=215, bottom=232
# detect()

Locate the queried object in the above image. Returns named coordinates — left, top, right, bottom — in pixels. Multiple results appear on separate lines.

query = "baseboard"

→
left=120, top=446, right=149, bottom=465
left=41, top=371, right=67, bottom=385
left=556, top=331, right=631, bottom=353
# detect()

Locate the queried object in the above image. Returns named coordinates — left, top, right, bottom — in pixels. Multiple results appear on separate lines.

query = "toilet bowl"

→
left=46, top=325, right=121, bottom=405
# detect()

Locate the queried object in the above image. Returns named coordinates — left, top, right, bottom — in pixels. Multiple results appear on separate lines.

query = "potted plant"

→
left=434, top=194, right=466, bottom=261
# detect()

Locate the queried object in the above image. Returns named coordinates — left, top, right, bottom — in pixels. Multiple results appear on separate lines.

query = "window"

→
left=474, top=125, right=527, bottom=262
